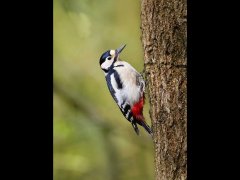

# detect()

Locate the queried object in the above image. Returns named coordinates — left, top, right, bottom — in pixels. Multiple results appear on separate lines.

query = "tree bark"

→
left=140, top=0, right=187, bottom=180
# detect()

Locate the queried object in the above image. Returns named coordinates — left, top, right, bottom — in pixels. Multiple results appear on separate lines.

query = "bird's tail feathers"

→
left=131, top=122, right=140, bottom=135
left=139, top=120, right=153, bottom=136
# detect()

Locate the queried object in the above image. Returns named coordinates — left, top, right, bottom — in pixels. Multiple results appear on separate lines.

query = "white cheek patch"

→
left=101, top=59, right=113, bottom=70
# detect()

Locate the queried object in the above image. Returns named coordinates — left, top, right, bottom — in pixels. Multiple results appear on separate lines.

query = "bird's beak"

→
left=116, top=44, right=126, bottom=54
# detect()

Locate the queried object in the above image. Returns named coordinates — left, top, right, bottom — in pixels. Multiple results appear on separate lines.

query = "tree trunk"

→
left=140, top=0, right=187, bottom=180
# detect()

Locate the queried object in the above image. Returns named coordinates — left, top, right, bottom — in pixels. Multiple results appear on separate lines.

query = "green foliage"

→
left=54, top=0, right=154, bottom=179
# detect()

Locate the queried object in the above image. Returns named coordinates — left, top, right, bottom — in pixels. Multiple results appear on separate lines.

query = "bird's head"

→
left=99, top=44, right=126, bottom=73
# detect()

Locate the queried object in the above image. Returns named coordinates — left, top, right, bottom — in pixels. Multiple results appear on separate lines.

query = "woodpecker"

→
left=99, top=44, right=152, bottom=136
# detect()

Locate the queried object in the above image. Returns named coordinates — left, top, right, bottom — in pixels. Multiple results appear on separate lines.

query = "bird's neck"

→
left=103, top=60, right=117, bottom=74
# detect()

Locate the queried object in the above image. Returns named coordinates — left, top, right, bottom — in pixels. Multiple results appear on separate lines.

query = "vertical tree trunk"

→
left=140, top=0, right=187, bottom=179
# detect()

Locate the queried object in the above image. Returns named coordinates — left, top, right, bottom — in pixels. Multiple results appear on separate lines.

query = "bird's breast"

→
left=115, top=66, right=142, bottom=106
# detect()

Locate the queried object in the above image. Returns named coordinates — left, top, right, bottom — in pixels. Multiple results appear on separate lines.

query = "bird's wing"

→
left=118, top=101, right=134, bottom=123
left=105, top=69, right=123, bottom=104
left=135, top=72, right=145, bottom=97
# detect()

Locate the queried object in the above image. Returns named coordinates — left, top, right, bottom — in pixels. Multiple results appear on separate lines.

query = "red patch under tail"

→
left=131, top=97, right=144, bottom=121
left=131, top=96, right=153, bottom=135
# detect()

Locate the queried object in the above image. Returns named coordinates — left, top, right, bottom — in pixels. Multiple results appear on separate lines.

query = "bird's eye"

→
left=107, top=56, right=111, bottom=60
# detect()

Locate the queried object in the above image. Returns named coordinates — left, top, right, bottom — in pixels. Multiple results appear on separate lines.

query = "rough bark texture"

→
left=140, top=0, right=187, bottom=179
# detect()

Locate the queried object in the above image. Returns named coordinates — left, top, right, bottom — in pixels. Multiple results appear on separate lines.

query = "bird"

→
left=99, top=44, right=152, bottom=136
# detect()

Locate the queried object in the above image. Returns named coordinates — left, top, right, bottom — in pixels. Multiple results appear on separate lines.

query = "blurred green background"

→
left=54, top=0, right=154, bottom=179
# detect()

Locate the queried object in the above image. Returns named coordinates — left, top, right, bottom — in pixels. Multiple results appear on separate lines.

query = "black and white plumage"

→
left=99, top=44, right=152, bottom=136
